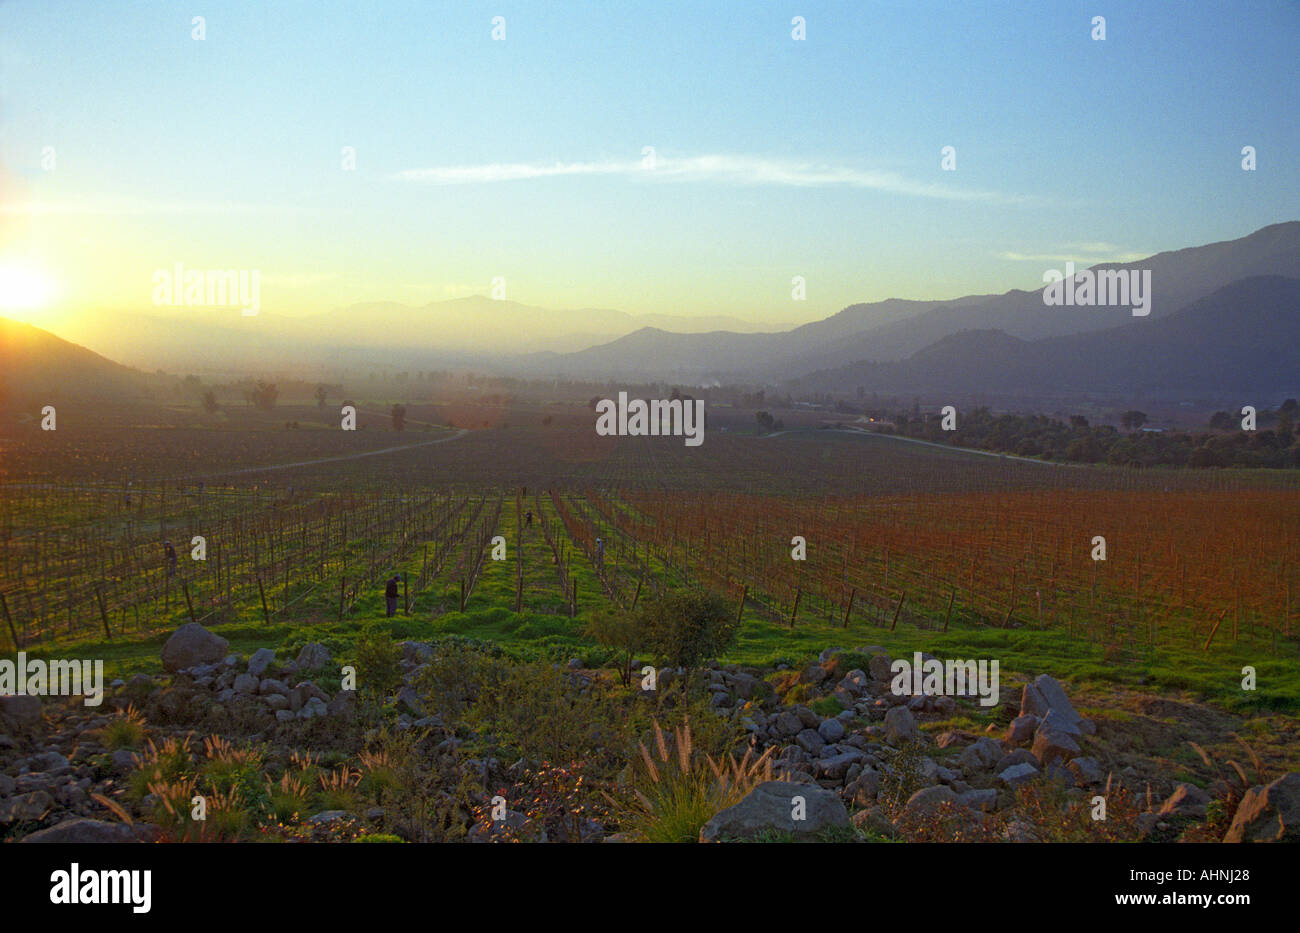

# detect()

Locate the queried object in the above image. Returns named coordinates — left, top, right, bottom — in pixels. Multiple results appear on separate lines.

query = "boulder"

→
left=883, top=706, right=918, bottom=746
left=1005, top=714, right=1039, bottom=745
left=1067, top=756, right=1104, bottom=786
left=160, top=623, right=229, bottom=673
left=867, top=654, right=893, bottom=683
left=1224, top=773, right=1300, bottom=843
left=20, top=817, right=150, bottom=843
left=0, top=791, right=53, bottom=823
left=247, top=648, right=277, bottom=677
left=296, top=643, right=332, bottom=670
left=903, top=784, right=959, bottom=816
left=1158, top=783, right=1210, bottom=820
left=699, top=781, right=849, bottom=842
left=997, top=763, right=1040, bottom=787
left=0, top=695, right=43, bottom=730
left=818, top=718, right=846, bottom=743
left=795, top=728, right=825, bottom=755
left=1032, top=726, right=1082, bottom=766
left=958, top=737, right=1004, bottom=773
left=233, top=673, right=258, bottom=694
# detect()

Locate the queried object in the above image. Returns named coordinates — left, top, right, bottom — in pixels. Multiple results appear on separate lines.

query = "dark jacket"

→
left=385, top=578, right=399, bottom=599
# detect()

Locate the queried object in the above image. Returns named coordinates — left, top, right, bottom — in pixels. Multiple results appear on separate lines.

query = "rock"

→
left=258, top=679, right=289, bottom=696
left=160, top=623, right=230, bottom=673
left=307, top=810, right=355, bottom=825
left=20, top=817, right=148, bottom=843
left=1005, top=714, right=1039, bottom=745
left=903, top=785, right=958, bottom=816
left=867, top=654, right=893, bottom=683
left=395, top=686, right=423, bottom=716
left=883, top=706, right=918, bottom=745
left=327, top=691, right=357, bottom=720
left=1157, top=783, right=1210, bottom=820
left=1067, top=756, right=1104, bottom=786
left=851, top=806, right=896, bottom=837
left=818, top=718, right=846, bottom=743
left=0, top=695, right=44, bottom=729
left=958, top=788, right=999, bottom=812
left=111, top=749, right=137, bottom=773
left=275, top=710, right=296, bottom=723
left=1021, top=674, right=1082, bottom=725
left=997, top=763, right=1040, bottom=787
left=958, top=737, right=1004, bottom=773
left=1032, top=727, right=1081, bottom=766
left=1224, top=773, right=1300, bottom=843
left=299, top=697, right=328, bottom=720
left=849, top=768, right=881, bottom=805
left=935, top=731, right=969, bottom=750
left=296, top=643, right=332, bottom=670
left=994, top=748, right=1039, bottom=773
left=814, top=751, right=865, bottom=781
left=0, top=790, right=53, bottom=823
left=699, top=781, right=849, bottom=842
left=0, top=775, right=14, bottom=796
left=233, top=673, right=258, bottom=694
left=247, top=648, right=277, bottom=677
left=795, top=728, right=825, bottom=755
left=773, top=711, right=803, bottom=738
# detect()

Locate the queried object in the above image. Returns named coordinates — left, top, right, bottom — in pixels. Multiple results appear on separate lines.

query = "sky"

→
left=0, top=0, right=1297, bottom=338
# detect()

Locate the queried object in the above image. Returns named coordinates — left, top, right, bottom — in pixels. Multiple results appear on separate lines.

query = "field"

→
left=2, top=396, right=1299, bottom=843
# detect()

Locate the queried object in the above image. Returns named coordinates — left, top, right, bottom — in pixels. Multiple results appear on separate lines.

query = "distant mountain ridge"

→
left=532, top=221, right=1300, bottom=381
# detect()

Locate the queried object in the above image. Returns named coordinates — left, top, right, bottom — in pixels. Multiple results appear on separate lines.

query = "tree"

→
left=586, top=610, right=645, bottom=687
left=1069, top=415, right=1090, bottom=429
left=201, top=390, right=220, bottom=413
left=390, top=403, right=407, bottom=431
left=314, top=385, right=329, bottom=408
left=638, top=588, right=739, bottom=690
left=250, top=380, right=278, bottom=410
left=755, top=411, right=775, bottom=432
left=1208, top=411, right=1234, bottom=431
left=1120, top=410, right=1148, bottom=431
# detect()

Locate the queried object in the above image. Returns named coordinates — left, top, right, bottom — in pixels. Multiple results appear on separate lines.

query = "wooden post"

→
left=338, top=577, right=346, bottom=620
left=254, top=576, right=268, bottom=625
left=570, top=580, right=577, bottom=618
left=943, top=587, right=955, bottom=633
left=789, top=587, right=801, bottom=628
left=843, top=587, right=856, bottom=628
left=633, top=576, right=644, bottom=611
left=94, top=583, right=112, bottom=640
left=404, top=572, right=410, bottom=615
left=460, top=579, right=466, bottom=613
left=889, top=591, right=905, bottom=631
left=185, top=580, right=200, bottom=625
left=0, top=592, right=19, bottom=650
left=736, top=584, right=747, bottom=624
left=1203, top=608, right=1228, bottom=652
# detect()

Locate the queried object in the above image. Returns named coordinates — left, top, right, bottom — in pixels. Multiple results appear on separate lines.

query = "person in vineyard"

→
left=524, top=509, right=533, bottom=528
left=595, top=537, right=605, bottom=567
left=385, top=574, right=400, bottom=617
left=164, top=540, right=178, bottom=577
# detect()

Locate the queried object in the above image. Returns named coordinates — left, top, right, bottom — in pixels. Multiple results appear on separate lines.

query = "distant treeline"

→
left=875, top=403, right=1300, bottom=468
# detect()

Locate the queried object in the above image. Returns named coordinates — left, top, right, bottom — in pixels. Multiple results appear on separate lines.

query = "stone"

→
left=883, top=706, right=918, bottom=745
left=258, top=679, right=289, bottom=696
left=959, top=788, right=999, bottom=812
left=1067, top=756, right=1104, bottom=786
left=867, top=654, right=893, bottom=683
left=994, top=748, right=1039, bottom=773
left=275, top=710, right=296, bottom=723
left=160, top=623, right=229, bottom=673
left=264, top=694, right=290, bottom=712
left=247, top=648, right=277, bottom=677
left=20, top=817, right=148, bottom=843
left=997, top=763, right=1040, bottom=787
left=0, top=790, right=53, bottom=823
left=818, top=718, right=846, bottom=743
left=1032, top=727, right=1081, bottom=766
left=1224, top=773, right=1300, bottom=843
left=299, top=696, right=328, bottom=720
left=903, top=784, right=959, bottom=816
left=233, top=673, right=258, bottom=694
left=795, top=728, right=825, bottom=755
left=958, top=737, right=1004, bottom=773
left=699, top=781, right=849, bottom=842
left=1158, top=783, right=1210, bottom=819
left=0, top=695, right=43, bottom=730
left=1005, top=714, right=1039, bottom=745
left=296, top=643, right=332, bottom=670
left=395, top=686, right=423, bottom=716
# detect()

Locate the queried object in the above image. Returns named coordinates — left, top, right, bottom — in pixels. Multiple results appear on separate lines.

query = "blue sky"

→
left=0, top=0, right=1296, bottom=328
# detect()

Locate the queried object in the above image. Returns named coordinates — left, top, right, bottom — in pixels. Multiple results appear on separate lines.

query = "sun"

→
left=0, top=261, right=57, bottom=315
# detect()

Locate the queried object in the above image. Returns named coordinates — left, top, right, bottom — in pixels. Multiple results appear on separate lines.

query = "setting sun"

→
left=0, top=261, right=55, bottom=313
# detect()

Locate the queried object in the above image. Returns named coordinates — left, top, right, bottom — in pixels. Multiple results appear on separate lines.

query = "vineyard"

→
left=4, top=466, right=1297, bottom=708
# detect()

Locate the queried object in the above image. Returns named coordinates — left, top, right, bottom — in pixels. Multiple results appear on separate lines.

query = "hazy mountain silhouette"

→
left=792, top=276, right=1300, bottom=400
left=0, top=316, right=153, bottom=401
left=538, top=222, right=1300, bottom=381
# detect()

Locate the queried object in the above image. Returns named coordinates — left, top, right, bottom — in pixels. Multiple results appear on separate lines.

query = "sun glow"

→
left=0, top=262, right=57, bottom=316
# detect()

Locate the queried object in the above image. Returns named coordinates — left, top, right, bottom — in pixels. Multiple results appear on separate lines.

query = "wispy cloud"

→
left=998, top=243, right=1151, bottom=264
left=0, top=198, right=298, bottom=216
left=394, top=153, right=1029, bottom=203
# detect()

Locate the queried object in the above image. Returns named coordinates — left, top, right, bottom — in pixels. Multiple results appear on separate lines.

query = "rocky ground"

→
left=2, top=623, right=1297, bottom=843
